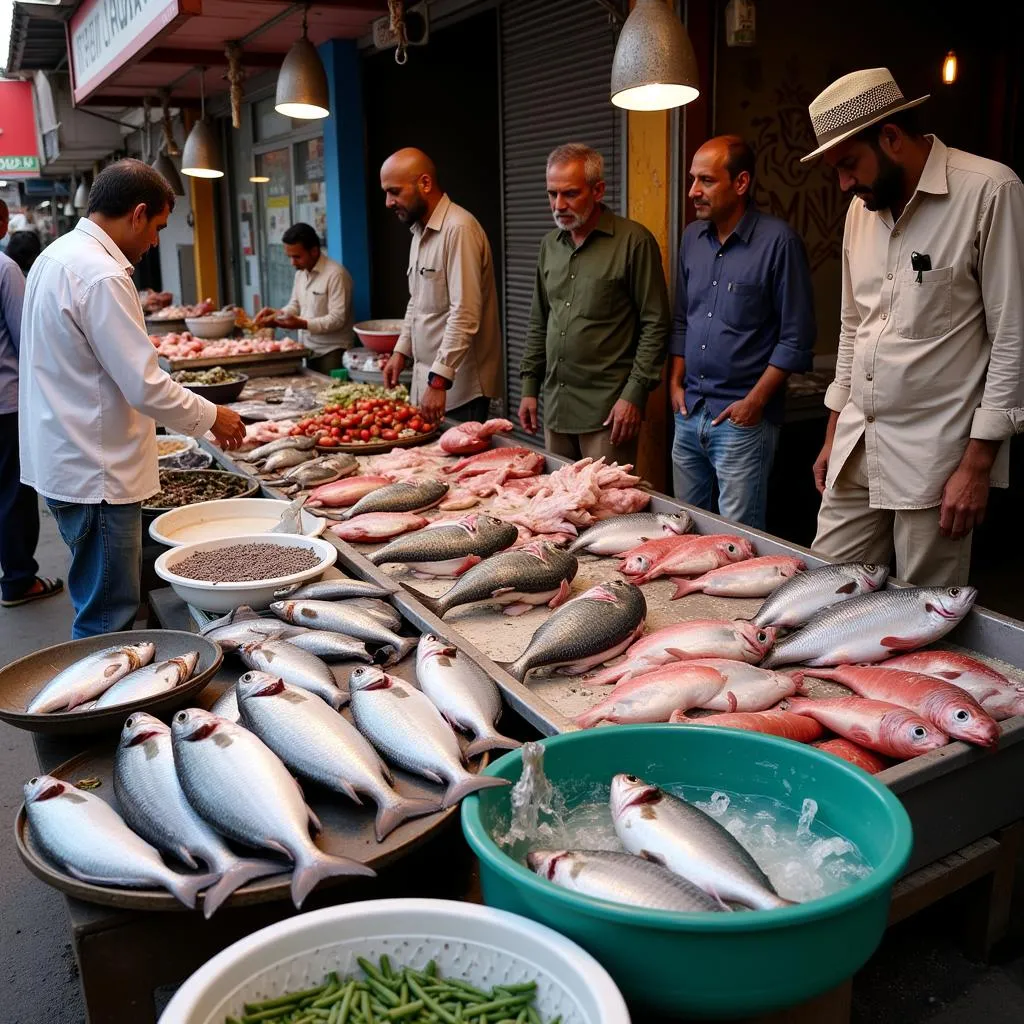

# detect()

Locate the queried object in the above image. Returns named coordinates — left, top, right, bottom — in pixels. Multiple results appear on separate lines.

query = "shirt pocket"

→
left=309, top=287, right=328, bottom=319
left=575, top=276, right=620, bottom=320
left=895, top=266, right=953, bottom=340
left=415, top=266, right=449, bottom=314
left=719, top=280, right=769, bottom=329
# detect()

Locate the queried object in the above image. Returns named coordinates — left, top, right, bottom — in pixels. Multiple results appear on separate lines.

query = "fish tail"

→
left=442, top=772, right=510, bottom=809
left=330, top=689, right=351, bottom=710
left=586, top=662, right=630, bottom=687
left=395, top=637, right=418, bottom=660
left=290, top=849, right=377, bottom=908
left=495, top=659, right=526, bottom=682
left=367, top=551, right=386, bottom=565
left=404, top=585, right=444, bottom=618
left=373, top=644, right=400, bottom=666
left=166, top=870, right=219, bottom=910
left=465, top=732, right=523, bottom=760
left=374, top=794, right=443, bottom=842
left=201, top=859, right=287, bottom=919
left=670, top=577, right=700, bottom=600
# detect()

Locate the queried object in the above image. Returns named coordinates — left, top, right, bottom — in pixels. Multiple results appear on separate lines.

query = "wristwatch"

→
left=427, top=372, right=452, bottom=391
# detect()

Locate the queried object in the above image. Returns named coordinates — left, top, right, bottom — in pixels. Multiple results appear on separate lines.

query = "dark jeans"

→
left=0, top=411, right=40, bottom=600
left=46, top=499, right=142, bottom=639
left=447, top=396, right=492, bottom=423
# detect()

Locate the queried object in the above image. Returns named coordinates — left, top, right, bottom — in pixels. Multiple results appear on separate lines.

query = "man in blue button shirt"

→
left=669, top=136, right=816, bottom=530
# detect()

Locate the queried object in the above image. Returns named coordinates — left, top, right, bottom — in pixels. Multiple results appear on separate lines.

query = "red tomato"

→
left=409, top=418, right=423, bottom=432
left=360, top=429, right=371, bottom=441
left=381, top=429, right=397, bottom=441
left=360, top=413, right=374, bottom=426
left=395, top=408, right=411, bottom=423
left=369, top=425, right=381, bottom=438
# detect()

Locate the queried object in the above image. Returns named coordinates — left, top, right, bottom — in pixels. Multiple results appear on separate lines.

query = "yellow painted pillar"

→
left=185, top=110, right=221, bottom=306
left=626, top=5, right=673, bottom=493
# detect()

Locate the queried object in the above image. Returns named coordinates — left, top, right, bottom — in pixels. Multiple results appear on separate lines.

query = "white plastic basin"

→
left=149, top=498, right=327, bottom=547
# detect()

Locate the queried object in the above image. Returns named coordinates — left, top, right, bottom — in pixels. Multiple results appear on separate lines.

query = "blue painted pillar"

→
left=319, top=39, right=371, bottom=322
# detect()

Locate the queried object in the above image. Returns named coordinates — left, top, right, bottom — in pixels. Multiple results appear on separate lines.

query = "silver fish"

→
left=567, top=512, right=694, bottom=556
left=340, top=598, right=402, bottom=631
left=240, top=641, right=349, bottom=709
left=762, top=586, right=978, bottom=668
left=270, top=601, right=416, bottom=662
left=348, top=667, right=509, bottom=808
left=270, top=496, right=309, bottom=535
left=93, top=652, right=199, bottom=710
left=275, top=578, right=392, bottom=601
left=23, top=774, right=217, bottom=907
left=263, top=447, right=316, bottom=473
left=417, top=541, right=579, bottom=619
left=505, top=579, right=647, bottom=682
left=171, top=709, right=375, bottom=908
left=610, top=774, right=793, bottom=911
left=236, top=675, right=441, bottom=842
left=209, top=685, right=240, bottom=722
left=202, top=618, right=309, bottom=652
left=113, top=713, right=284, bottom=918
left=369, top=514, right=517, bottom=576
left=341, top=479, right=449, bottom=520
left=270, top=455, right=359, bottom=493
left=527, top=849, right=723, bottom=913
left=27, top=642, right=157, bottom=714
left=200, top=605, right=261, bottom=634
left=753, top=562, right=890, bottom=629
left=415, top=635, right=521, bottom=759
left=283, top=630, right=374, bottom=666
left=236, top=435, right=317, bottom=463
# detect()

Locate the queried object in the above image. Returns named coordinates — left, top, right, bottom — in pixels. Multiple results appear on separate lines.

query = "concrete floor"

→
left=1, top=506, right=1023, bottom=1023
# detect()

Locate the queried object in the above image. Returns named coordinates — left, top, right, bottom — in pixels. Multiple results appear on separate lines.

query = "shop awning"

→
left=0, top=80, right=42, bottom=178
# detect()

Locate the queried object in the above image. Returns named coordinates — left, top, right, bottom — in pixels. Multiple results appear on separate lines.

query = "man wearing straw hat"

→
left=803, top=68, right=1024, bottom=586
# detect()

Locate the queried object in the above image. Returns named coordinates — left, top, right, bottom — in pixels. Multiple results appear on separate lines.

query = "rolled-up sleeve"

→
left=824, top=218, right=857, bottom=413
left=971, top=179, right=1024, bottom=440
left=83, top=275, right=217, bottom=437
left=621, top=232, right=670, bottom=409
left=431, top=224, right=484, bottom=381
left=768, top=235, right=816, bottom=374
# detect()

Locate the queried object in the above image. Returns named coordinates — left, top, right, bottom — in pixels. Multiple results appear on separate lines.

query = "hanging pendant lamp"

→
left=275, top=5, right=330, bottom=119
left=153, top=151, right=186, bottom=195
left=610, top=0, right=700, bottom=111
left=181, top=68, right=224, bottom=178
left=73, top=176, right=90, bottom=211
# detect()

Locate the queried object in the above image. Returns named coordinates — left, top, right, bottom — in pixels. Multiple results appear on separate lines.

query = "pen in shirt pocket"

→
left=911, top=252, right=931, bottom=283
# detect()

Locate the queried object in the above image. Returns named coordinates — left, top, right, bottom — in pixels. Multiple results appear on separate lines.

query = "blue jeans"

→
left=672, top=405, right=780, bottom=531
left=46, top=500, right=142, bottom=639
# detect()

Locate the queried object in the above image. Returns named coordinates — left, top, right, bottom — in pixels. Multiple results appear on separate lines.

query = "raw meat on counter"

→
left=232, top=420, right=299, bottom=447
left=139, top=289, right=174, bottom=313
left=147, top=298, right=215, bottom=320
left=439, top=418, right=515, bottom=454
left=150, top=333, right=304, bottom=359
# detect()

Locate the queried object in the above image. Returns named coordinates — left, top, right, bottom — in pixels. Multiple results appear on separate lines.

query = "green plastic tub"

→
left=461, top=726, right=913, bottom=1019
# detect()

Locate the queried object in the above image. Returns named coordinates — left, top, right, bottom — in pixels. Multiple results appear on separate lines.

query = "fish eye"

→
left=125, top=717, right=135, bottom=728
left=28, top=777, right=38, bottom=785
left=949, top=587, right=960, bottom=596
left=865, top=564, right=877, bottom=571
left=174, top=711, right=188, bottom=723
left=727, top=544, right=737, bottom=553
left=953, top=709, right=971, bottom=723
left=757, top=631, right=769, bottom=643
left=625, top=774, right=640, bottom=783
left=911, top=726, right=928, bottom=740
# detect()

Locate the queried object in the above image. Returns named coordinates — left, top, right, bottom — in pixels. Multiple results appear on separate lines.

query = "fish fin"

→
left=165, top=871, right=220, bottom=910
left=263, top=838, right=292, bottom=858
left=502, top=602, right=533, bottom=617
left=933, top=670, right=963, bottom=680
left=290, top=849, right=376, bottom=908
left=330, top=689, right=351, bottom=710
left=639, top=849, right=667, bottom=867
left=175, top=846, right=200, bottom=871
left=201, top=859, right=288, bottom=919
left=465, top=733, right=522, bottom=760
left=442, top=772, right=510, bottom=809
left=306, top=803, right=323, bottom=834
left=585, top=664, right=630, bottom=687
left=722, top=690, right=738, bottom=713
left=395, top=637, right=418, bottom=661
left=835, top=581, right=858, bottom=594
left=401, top=582, right=442, bottom=618
left=491, top=587, right=515, bottom=597
left=664, top=648, right=696, bottom=661
left=338, top=780, right=364, bottom=805
left=374, top=794, right=443, bottom=842
left=454, top=555, right=482, bottom=576
left=373, top=644, right=400, bottom=666
left=848, top=726, right=875, bottom=746
left=880, top=635, right=919, bottom=650
left=670, top=578, right=700, bottom=600
left=548, top=578, right=573, bottom=608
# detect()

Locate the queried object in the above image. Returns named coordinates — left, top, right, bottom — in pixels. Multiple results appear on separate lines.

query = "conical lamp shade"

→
left=275, top=36, right=330, bottom=119
left=181, top=119, right=224, bottom=179
left=73, top=180, right=90, bottom=210
left=152, top=151, right=186, bottom=195
left=63, top=201, right=75, bottom=216
left=611, top=0, right=700, bottom=111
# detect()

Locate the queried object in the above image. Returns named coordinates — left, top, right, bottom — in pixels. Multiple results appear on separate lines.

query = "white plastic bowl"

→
left=156, top=434, right=198, bottom=461
left=154, top=532, right=336, bottom=613
left=149, top=498, right=327, bottom=547
left=186, top=313, right=236, bottom=339
left=159, top=898, right=630, bottom=1024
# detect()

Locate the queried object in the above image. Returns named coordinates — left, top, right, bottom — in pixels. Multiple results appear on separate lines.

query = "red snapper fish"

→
left=671, top=555, right=806, bottom=599
left=329, top=512, right=428, bottom=542
left=445, top=447, right=545, bottom=480
left=806, top=665, right=999, bottom=747
left=439, top=419, right=514, bottom=455
left=786, top=696, right=948, bottom=760
left=669, top=707, right=825, bottom=743
left=813, top=738, right=891, bottom=775
left=620, top=534, right=755, bottom=585
left=305, top=476, right=392, bottom=508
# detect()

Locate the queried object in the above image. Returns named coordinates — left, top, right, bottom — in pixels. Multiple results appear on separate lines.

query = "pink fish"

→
left=329, top=512, right=428, bottom=543
left=305, top=476, right=392, bottom=508
left=439, top=419, right=515, bottom=455
left=671, top=555, right=806, bottom=599
left=585, top=619, right=777, bottom=686
left=621, top=534, right=755, bottom=585
left=786, top=696, right=948, bottom=760
left=878, top=651, right=1024, bottom=721
left=669, top=707, right=825, bottom=743
left=813, top=738, right=891, bottom=775
left=684, top=659, right=799, bottom=712
left=445, top=447, right=545, bottom=479
left=574, top=663, right=726, bottom=728
left=807, top=665, right=999, bottom=747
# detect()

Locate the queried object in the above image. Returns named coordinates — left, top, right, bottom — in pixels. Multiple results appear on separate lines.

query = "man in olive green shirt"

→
left=518, top=143, right=670, bottom=465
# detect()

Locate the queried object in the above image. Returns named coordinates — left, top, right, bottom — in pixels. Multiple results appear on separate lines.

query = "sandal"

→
left=1, top=576, right=65, bottom=607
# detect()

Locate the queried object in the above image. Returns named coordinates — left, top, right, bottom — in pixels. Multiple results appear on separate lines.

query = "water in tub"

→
left=493, top=742, right=873, bottom=906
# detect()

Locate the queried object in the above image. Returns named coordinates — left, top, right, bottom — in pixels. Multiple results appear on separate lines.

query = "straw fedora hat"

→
left=801, top=68, right=929, bottom=163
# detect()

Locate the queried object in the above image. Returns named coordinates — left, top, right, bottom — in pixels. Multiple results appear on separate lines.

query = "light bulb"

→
left=249, top=175, right=270, bottom=183
left=942, top=51, right=958, bottom=85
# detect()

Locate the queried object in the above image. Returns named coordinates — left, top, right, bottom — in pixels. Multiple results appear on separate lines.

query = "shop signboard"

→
left=0, top=81, right=41, bottom=178
left=68, top=0, right=201, bottom=104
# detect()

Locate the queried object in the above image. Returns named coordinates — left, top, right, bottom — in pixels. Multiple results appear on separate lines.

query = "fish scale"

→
left=341, top=479, right=449, bottom=520
left=762, top=586, right=977, bottom=668
left=240, top=640, right=350, bottom=708
left=752, top=562, right=890, bottom=629
left=369, top=514, right=517, bottom=572
left=93, top=652, right=199, bottom=709
left=26, top=642, right=157, bottom=714
left=566, top=512, right=694, bottom=556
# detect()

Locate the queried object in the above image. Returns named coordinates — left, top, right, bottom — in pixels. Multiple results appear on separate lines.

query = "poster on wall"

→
left=239, top=194, right=255, bottom=256
left=295, top=182, right=327, bottom=246
left=266, top=195, right=291, bottom=246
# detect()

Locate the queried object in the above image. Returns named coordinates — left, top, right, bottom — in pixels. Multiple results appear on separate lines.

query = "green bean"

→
left=445, top=979, right=490, bottom=1001
left=336, top=984, right=356, bottom=1024
left=245, top=986, right=327, bottom=1014
left=362, top=989, right=375, bottom=1024
left=501, top=984, right=536, bottom=995
left=327, top=1005, right=341, bottom=1024
left=525, top=1009, right=541, bottom=1024
left=384, top=1001, right=425, bottom=1020
left=406, top=977, right=459, bottom=1024
left=242, top=1007, right=301, bottom=1024
left=227, top=1018, right=242, bottom=1024
left=358, top=958, right=391, bottom=987
left=425, top=960, right=438, bottom=978
left=379, top=955, right=394, bottom=981
left=461, top=996, right=530, bottom=1017
left=366, top=977, right=401, bottom=1007
left=399, top=984, right=409, bottom=1005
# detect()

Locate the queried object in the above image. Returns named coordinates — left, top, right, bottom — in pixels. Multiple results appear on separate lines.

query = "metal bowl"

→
left=177, top=373, right=249, bottom=404
left=0, top=629, right=223, bottom=735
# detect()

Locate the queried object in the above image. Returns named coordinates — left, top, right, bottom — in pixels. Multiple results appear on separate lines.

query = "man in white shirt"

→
left=254, top=222, right=355, bottom=375
left=20, top=159, right=245, bottom=638
left=803, top=69, right=1024, bottom=586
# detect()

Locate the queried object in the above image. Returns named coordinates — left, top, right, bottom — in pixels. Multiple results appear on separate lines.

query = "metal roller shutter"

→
left=500, top=0, right=621, bottom=435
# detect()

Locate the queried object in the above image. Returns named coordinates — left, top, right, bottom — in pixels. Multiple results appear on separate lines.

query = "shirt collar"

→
left=416, top=193, right=452, bottom=236
left=699, top=204, right=760, bottom=244
left=307, top=253, right=327, bottom=277
left=75, top=218, right=133, bottom=272
left=915, top=135, right=949, bottom=197
left=557, top=205, right=615, bottom=246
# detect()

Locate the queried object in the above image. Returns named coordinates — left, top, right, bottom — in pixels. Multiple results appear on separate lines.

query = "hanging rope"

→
left=388, top=0, right=409, bottom=65
left=224, top=41, right=245, bottom=129
left=141, top=97, right=151, bottom=164
left=159, top=89, right=180, bottom=157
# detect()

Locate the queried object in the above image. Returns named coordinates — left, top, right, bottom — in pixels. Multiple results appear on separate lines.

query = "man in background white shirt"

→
left=20, top=159, right=245, bottom=638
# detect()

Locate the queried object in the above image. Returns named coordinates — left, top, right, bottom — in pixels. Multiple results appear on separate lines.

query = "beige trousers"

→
left=544, top=428, right=639, bottom=468
left=814, top=439, right=972, bottom=586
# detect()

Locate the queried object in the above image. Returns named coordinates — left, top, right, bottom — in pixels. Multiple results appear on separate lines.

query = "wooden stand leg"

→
left=964, top=822, right=1023, bottom=961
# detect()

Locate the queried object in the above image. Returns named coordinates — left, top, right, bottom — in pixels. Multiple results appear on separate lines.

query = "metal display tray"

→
left=203, top=433, right=1024, bottom=873
left=158, top=349, right=311, bottom=373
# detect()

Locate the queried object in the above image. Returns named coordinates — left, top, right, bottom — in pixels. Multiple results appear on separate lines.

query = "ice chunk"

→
left=797, top=798, right=818, bottom=837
